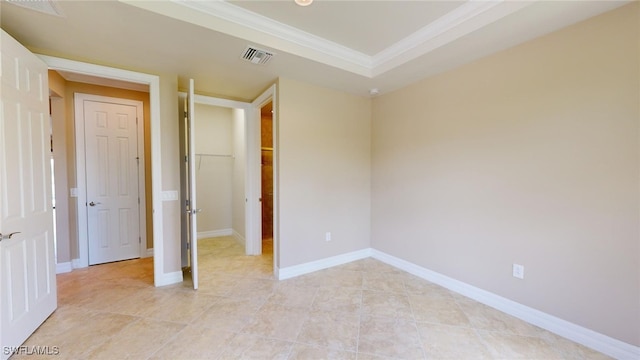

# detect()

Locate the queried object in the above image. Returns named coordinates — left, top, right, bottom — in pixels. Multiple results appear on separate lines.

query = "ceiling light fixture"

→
left=294, top=0, right=313, bottom=7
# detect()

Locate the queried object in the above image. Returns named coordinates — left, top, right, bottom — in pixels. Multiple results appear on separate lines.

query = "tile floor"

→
left=15, top=236, right=611, bottom=359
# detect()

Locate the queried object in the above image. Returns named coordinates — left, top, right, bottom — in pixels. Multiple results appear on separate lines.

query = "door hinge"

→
left=185, top=155, right=188, bottom=163
left=186, top=241, right=190, bottom=250
left=139, top=237, right=141, bottom=244
left=138, top=197, right=140, bottom=204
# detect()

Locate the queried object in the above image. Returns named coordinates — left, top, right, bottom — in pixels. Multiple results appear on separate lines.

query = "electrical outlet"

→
left=325, top=232, right=331, bottom=242
left=513, top=263, right=524, bottom=279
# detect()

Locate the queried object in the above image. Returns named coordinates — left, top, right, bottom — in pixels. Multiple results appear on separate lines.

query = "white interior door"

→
left=186, top=79, right=199, bottom=290
left=82, top=96, right=141, bottom=265
left=0, top=30, right=57, bottom=359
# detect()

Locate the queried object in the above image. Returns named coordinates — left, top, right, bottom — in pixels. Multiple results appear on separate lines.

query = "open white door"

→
left=185, top=79, right=198, bottom=290
left=0, top=30, right=57, bottom=359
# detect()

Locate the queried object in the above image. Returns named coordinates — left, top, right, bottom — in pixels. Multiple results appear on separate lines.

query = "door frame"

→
left=184, top=93, right=252, bottom=249
left=250, top=85, right=278, bottom=275
left=182, top=86, right=278, bottom=274
left=38, top=55, right=174, bottom=287
left=73, top=93, right=146, bottom=266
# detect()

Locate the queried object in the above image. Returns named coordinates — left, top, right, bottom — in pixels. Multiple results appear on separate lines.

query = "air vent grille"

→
left=241, top=46, right=274, bottom=65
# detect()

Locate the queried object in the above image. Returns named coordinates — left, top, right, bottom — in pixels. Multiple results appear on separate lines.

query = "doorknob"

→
left=89, top=201, right=101, bottom=207
left=0, top=232, right=21, bottom=242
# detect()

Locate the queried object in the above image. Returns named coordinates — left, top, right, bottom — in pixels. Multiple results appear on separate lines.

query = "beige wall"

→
left=371, top=3, right=639, bottom=346
left=194, top=104, right=233, bottom=234
left=277, top=77, right=372, bottom=268
left=159, top=75, right=182, bottom=273
left=48, top=71, right=71, bottom=263
left=232, top=108, right=246, bottom=241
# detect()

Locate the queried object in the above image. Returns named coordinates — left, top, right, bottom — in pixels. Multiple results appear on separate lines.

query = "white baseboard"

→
left=71, top=258, right=83, bottom=269
left=278, top=248, right=372, bottom=280
left=154, top=270, right=183, bottom=287
left=370, top=249, right=640, bottom=360
left=145, top=248, right=154, bottom=257
left=55, top=262, right=72, bottom=274
left=197, top=229, right=233, bottom=239
left=232, top=229, right=246, bottom=247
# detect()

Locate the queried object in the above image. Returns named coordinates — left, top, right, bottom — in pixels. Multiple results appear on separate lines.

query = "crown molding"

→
left=372, top=0, right=534, bottom=76
left=124, top=0, right=534, bottom=78
left=174, top=0, right=373, bottom=74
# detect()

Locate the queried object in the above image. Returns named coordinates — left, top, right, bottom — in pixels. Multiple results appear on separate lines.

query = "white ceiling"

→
left=0, top=0, right=630, bottom=102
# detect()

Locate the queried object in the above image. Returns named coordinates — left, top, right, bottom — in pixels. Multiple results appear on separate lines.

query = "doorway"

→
left=75, top=94, right=145, bottom=265
left=180, top=90, right=281, bottom=288
left=260, top=101, right=274, bottom=255
left=45, top=66, right=155, bottom=278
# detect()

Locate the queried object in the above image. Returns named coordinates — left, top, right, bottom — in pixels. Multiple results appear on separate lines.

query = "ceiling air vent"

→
left=241, top=46, right=274, bottom=65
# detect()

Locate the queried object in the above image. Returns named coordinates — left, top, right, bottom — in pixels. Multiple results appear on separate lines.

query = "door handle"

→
left=89, top=201, right=101, bottom=207
left=0, top=232, right=21, bottom=242
left=186, top=208, right=202, bottom=214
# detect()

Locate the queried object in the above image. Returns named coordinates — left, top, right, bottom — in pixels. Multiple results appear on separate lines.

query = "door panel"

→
left=0, top=30, right=57, bottom=360
left=83, top=100, right=140, bottom=265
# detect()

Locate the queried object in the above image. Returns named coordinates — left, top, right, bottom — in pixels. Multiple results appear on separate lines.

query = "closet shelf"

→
left=196, top=153, right=234, bottom=158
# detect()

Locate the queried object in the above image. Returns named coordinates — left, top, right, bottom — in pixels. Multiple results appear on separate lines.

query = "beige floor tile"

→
left=143, top=290, right=219, bottom=323
left=149, top=324, right=237, bottom=360
left=19, top=310, right=136, bottom=359
left=17, top=236, right=611, bottom=360
left=417, top=322, right=493, bottom=359
left=85, top=318, right=185, bottom=360
left=538, top=330, right=614, bottom=360
left=358, top=315, right=425, bottom=359
left=72, top=284, right=142, bottom=312
left=296, top=309, right=360, bottom=351
left=355, top=353, right=402, bottom=360
left=320, top=268, right=364, bottom=288
left=197, top=275, right=240, bottom=297
left=225, top=278, right=277, bottom=300
left=361, top=290, right=413, bottom=320
left=242, top=303, right=310, bottom=341
left=408, top=293, right=471, bottom=326
left=263, top=281, right=318, bottom=309
left=362, top=271, right=407, bottom=293
left=192, top=297, right=264, bottom=332
left=312, top=287, right=363, bottom=314
left=455, top=297, right=545, bottom=337
left=477, top=330, right=564, bottom=359
left=288, top=343, right=357, bottom=360
left=402, top=274, right=453, bottom=297
left=217, top=333, right=293, bottom=359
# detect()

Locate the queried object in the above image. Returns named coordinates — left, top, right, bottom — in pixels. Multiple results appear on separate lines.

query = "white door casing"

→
left=0, top=30, right=57, bottom=359
left=38, top=56, right=171, bottom=286
left=250, top=85, right=278, bottom=275
left=81, top=97, right=143, bottom=265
